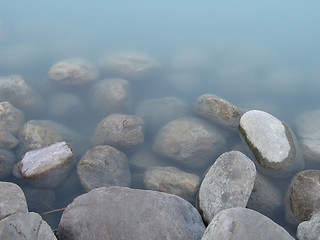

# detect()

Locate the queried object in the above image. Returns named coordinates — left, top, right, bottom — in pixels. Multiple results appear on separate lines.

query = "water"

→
left=1, top=0, right=320, bottom=236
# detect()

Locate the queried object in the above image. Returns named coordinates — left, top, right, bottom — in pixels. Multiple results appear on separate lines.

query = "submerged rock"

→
left=0, top=131, right=19, bottom=149
left=0, top=101, right=25, bottom=135
left=0, top=148, right=16, bottom=179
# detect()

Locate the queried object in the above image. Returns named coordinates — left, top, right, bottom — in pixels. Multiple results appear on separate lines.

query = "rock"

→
left=295, top=109, right=320, bottom=162
left=239, top=110, right=304, bottom=177
left=96, top=51, right=160, bottom=81
left=91, top=113, right=145, bottom=153
left=0, top=182, right=28, bottom=220
left=0, top=148, right=16, bottom=179
left=0, top=130, right=19, bottom=149
left=143, top=166, right=200, bottom=203
left=77, top=145, right=131, bottom=192
left=48, top=58, right=98, bottom=86
left=201, top=207, right=294, bottom=240
left=13, top=141, right=75, bottom=188
left=58, top=186, right=205, bottom=240
left=0, top=75, right=43, bottom=113
left=89, top=78, right=132, bottom=116
left=285, top=170, right=320, bottom=225
left=135, top=96, right=191, bottom=136
left=0, top=212, right=57, bottom=240
left=16, top=119, right=88, bottom=159
left=153, top=117, right=228, bottom=169
left=0, top=101, right=25, bottom=135
left=297, top=211, right=320, bottom=240
left=194, top=94, right=242, bottom=130
left=197, top=151, right=256, bottom=224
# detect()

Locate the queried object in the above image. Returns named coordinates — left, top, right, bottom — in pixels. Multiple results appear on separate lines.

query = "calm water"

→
left=1, top=0, right=320, bottom=235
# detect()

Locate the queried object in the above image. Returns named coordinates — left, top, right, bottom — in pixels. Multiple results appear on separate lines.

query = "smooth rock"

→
left=0, top=101, right=25, bottom=135
left=58, top=186, right=205, bottom=240
left=0, top=130, right=19, bottom=149
left=297, top=211, right=320, bottom=240
left=197, top=151, right=256, bottom=224
left=201, top=207, right=294, bottom=240
left=77, top=145, right=131, bottom=192
left=0, top=148, right=16, bottom=179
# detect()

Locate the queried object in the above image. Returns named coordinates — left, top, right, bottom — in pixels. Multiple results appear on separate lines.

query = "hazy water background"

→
left=1, top=0, right=320, bottom=235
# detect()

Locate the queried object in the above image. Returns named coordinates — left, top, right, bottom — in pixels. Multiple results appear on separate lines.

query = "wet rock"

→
left=295, top=109, right=320, bottom=162
left=0, top=101, right=25, bottom=135
left=13, top=141, right=75, bottom=188
left=0, top=212, right=57, bottom=240
left=285, top=170, right=320, bottom=225
left=197, top=151, right=256, bottom=224
left=58, top=186, right=205, bottom=240
left=17, top=119, right=88, bottom=159
left=0, top=130, right=19, bottom=149
left=0, top=148, right=16, bottom=179
left=77, top=145, right=131, bottom=192
left=48, top=58, right=98, bottom=86
left=194, top=94, right=242, bottom=130
left=89, top=78, right=132, bottom=116
left=239, top=110, right=304, bottom=177
left=143, top=166, right=200, bottom=203
left=97, top=51, right=160, bottom=81
left=0, top=75, right=43, bottom=113
left=135, top=96, right=191, bottom=136
left=153, top=117, right=228, bottom=169
left=297, top=211, right=320, bottom=240
left=0, top=182, right=28, bottom=220
left=201, top=207, right=294, bottom=240
left=91, top=113, right=144, bottom=153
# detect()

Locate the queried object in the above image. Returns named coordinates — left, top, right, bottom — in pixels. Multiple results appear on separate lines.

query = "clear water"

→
left=1, top=0, right=320, bottom=236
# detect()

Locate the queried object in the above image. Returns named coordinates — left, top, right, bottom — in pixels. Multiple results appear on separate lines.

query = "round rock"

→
left=297, top=211, right=320, bottom=240
left=0, top=130, right=19, bottom=149
left=0, top=101, right=25, bottom=135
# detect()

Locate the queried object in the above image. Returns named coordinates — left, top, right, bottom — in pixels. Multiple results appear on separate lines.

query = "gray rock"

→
left=153, top=117, right=228, bottom=169
left=297, top=211, right=320, bottom=240
left=89, top=78, right=132, bottom=116
left=0, top=101, right=25, bottom=135
left=143, top=166, right=200, bottom=203
left=0, top=212, right=57, bottom=240
left=194, top=94, right=242, bottom=130
left=48, top=58, right=98, bottom=86
left=239, top=110, right=304, bottom=177
left=197, top=151, right=256, bottom=224
left=0, top=148, right=16, bottom=179
left=13, top=142, right=75, bottom=188
left=0, top=75, right=43, bottom=113
left=58, top=186, right=205, bottom=240
left=201, top=207, right=294, bottom=240
left=77, top=145, right=131, bottom=192
left=0, top=130, right=19, bottom=149
left=91, top=113, right=145, bottom=153
left=295, top=109, right=320, bottom=162
left=0, top=182, right=28, bottom=220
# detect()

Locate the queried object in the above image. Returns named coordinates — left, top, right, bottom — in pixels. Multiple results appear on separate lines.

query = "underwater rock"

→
left=0, top=131, right=19, bottom=149
left=0, top=101, right=25, bottom=135
left=0, top=148, right=16, bottom=179
left=48, top=57, right=98, bottom=86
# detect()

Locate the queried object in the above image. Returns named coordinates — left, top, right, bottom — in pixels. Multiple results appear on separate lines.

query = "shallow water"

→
left=1, top=0, right=320, bottom=236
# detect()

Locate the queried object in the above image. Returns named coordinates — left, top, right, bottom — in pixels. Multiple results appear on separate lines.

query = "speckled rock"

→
left=0, top=148, right=16, bottom=179
left=297, top=211, right=320, bottom=240
left=153, top=117, right=228, bottom=169
left=77, top=145, right=131, bottom=192
left=48, top=58, right=98, bottom=86
left=197, top=151, right=256, bottom=224
left=58, top=186, right=205, bottom=240
left=91, top=113, right=144, bottom=153
left=0, top=101, right=25, bottom=135
left=143, top=166, right=200, bottom=203
left=0, top=130, right=19, bottom=149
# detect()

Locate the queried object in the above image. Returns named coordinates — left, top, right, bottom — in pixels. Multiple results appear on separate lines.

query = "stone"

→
left=143, top=166, right=200, bottom=203
left=0, top=130, right=19, bottom=149
left=48, top=57, right=98, bottom=86
left=89, top=78, right=132, bottom=116
left=91, top=113, right=145, bottom=153
left=0, top=182, right=28, bottom=220
left=197, top=151, right=256, bottom=224
left=77, top=145, right=131, bottom=192
left=201, top=207, right=294, bottom=240
left=0, top=101, right=25, bottom=135
left=297, top=211, right=320, bottom=240
left=0, top=148, right=16, bottom=179
left=96, top=51, right=160, bottom=81
left=0, top=212, right=57, bottom=240
left=194, top=94, right=242, bottom=130
left=13, top=141, right=75, bottom=188
left=58, top=186, right=205, bottom=240
left=153, top=117, right=228, bottom=169
left=239, top=110, right=304, bottom=177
